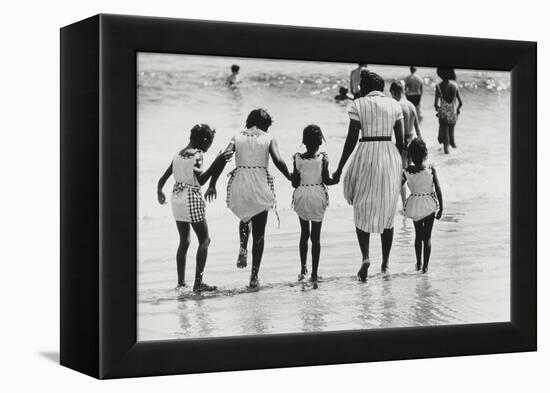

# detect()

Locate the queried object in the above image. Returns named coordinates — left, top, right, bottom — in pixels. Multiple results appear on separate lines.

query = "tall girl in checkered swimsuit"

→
left=157, top=124, right=232, bottom=293
left=291, top=125, right=338, bottom=287
left=207, top=109, right=292, bottom=288
left=402, top=138, right=443, bottom=273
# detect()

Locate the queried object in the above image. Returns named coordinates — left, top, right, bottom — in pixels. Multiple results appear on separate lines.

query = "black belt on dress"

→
left=360, top=136, right=392, bottom=142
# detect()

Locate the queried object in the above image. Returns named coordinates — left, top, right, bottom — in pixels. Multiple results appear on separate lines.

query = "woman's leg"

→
left=298, top=218, right=310, bottom=279
left=381, top=227, right=394, bottom=273
left=449, top=123, right=457, bottom=148
left=190, top=220, right=215, bottom=291
left=310, top=221, right=322, bottom=280
left=439, top=119, right=450, bottom=154
left=421, top=213, right=436, bottom=273
left=237, top=221, right=251, bottom=268
left=413, top=219, right=423, bottom=271
left=250, top=211, right=269, bottom=286
left=355, top=227, right=370, bottom=281
left=175, top=222, right=191, bottom=287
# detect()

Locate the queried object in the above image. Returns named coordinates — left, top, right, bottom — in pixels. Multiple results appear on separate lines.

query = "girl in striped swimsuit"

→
left=157, top=124, right=232, bottom=293
left=291, top=125, right=339, bottom=287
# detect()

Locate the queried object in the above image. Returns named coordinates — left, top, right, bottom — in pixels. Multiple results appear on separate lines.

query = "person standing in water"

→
left=157, top=124, right=233, bottom=293
left=227, top=64, right=240, bottom=87
left=434, top=67, right=463, bottom=154
left=404, top=66, right=424, bottom=121
left=390, top=81, right=422, bottom=208
left=350, top=63, right=368, bottom=99
left=291, top=125, right=339, bottom=287
left=402, top=138, right=443, bottom=273
left=206, top=109, right=292, bottom=288
left=333, top=71, right=404, bottom=281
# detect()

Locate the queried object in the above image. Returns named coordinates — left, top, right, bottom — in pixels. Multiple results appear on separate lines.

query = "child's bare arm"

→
left=432, top=166, right=443, bottom=219
left=269, top=139, right=291, bottom=180
left=401, top=171, right=407, bottom=186
left=196, top=150, right=233, bottom=186
left=291, top=156, right=300, bottom=188
left=207, top=140, right=235, bottom=189
left=321, top=154, right=338, bottom=185
left=434, top=86, right=440, bottom=111
left=157, top=163, right=173, bottom=204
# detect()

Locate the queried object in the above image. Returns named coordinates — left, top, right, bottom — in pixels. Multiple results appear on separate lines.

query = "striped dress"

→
left=344, top=90, right=404, bottom=233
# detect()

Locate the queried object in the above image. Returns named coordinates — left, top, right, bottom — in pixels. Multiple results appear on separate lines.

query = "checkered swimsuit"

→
left=173, top=183, right=206, bottom=223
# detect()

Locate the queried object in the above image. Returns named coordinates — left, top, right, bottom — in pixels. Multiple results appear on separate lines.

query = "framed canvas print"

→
left=60, top=14, right=536, bottom=379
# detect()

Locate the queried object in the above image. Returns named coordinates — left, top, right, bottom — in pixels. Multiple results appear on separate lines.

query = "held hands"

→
left=436, top=209, right=443, bottom=220
left=204, top=186, right=217, bottom=203
left=291, top=171, right=300, bottom=188
left=332, top=168, right=342, bottom=183
left=157, top=190, right=166, bottom=205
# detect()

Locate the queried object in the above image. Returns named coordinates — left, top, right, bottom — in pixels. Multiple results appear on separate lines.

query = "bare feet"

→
left=357, top=259, right=370, bottom=282
left=249, top=274, right=259, bottom=288
left=298, top=265, right=308, bottom=281
left=237, top=247, right=247, bottom=269
left=416, top=262, right=422, bottom=271
left=310, top=274, right=319, bottom=289
left=193, top=281, right=217, bottom=292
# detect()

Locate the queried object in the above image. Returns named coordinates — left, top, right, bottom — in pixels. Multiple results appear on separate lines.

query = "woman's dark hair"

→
left=245, top=108, right=273, bottom=131
left=231, top=64, right=240, bottom=73
left=302, top=124, right=325, bottom=147
left=436, top=67, right=456, bottom=81
left=189, top=123, right=216, bottom=149
left=360, top=71, right=385, bottom=96
left=408, top=138, right=428, bottom=166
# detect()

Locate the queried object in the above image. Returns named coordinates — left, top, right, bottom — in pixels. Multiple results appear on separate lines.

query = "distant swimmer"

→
left=350, top=62, right=368, bottom=99
left=404, top=66, right=424, bottom=121
left=227, top=64, right=241, bottom=86
left=334, top=86, right=352, bottom=101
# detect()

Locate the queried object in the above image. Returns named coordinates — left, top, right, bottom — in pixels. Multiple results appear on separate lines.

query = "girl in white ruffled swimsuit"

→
left=402, top=138, right=444, bottom=273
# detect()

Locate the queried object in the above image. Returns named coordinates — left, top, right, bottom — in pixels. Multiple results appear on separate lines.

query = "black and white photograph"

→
left=137, top=53, right=510, bottom=341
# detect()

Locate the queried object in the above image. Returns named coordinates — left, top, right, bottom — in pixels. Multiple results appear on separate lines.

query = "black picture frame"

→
left=60, top=14, right=537, bottom=379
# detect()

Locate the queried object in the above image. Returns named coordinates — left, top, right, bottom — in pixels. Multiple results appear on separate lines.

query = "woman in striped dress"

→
left=333, top=71, right=404, bottom=281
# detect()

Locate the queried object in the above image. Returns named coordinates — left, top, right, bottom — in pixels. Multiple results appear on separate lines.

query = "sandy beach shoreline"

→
left=138, top=200, right=509, bottom=341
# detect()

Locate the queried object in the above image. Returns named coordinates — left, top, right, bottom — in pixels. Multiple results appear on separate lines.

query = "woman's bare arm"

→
left=321, top=154, right=338, bottom=185
left=432, top=166, right=443, bottom=219
left=334, top=119, right=361, bottom=178
left=456, top=88, right=463, bottom=114
left=157, top=163, right=173, bottom=204
left=269, top=138, right=291, bottom=180
left=394, top=119, right=404, bottom=153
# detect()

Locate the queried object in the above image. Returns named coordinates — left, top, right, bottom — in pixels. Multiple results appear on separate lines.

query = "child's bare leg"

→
left=298, top=218, right=310, bottom=279
left=355, top=228, right=370, bottom=281
left=250, top=211, right=268, bottom=287
left=421, top=213, right=435, bottom=273
left=191, top=221, right=215, bottom=291
left=413, top=219, right=423, bottom=271
left=175, top=221, right=191, bottom=287
left=310, top=221, right=322, bottom=279
left=237, top=221, right=251, bottom=268
left=381, top=227, right=394, bottom=273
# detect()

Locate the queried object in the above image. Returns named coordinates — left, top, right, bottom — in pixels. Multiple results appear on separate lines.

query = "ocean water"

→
left=137, top=53, right=510, bottom=341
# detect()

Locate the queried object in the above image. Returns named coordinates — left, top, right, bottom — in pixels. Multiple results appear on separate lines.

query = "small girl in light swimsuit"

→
left=402, top=138, right=443, bottom=273
left=291, top=125, right=339, bottom=287
left=434, top=67, right=463, bottom=154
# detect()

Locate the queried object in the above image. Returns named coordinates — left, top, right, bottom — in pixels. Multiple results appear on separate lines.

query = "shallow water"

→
left=137, top=53, right=510, bottom=341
